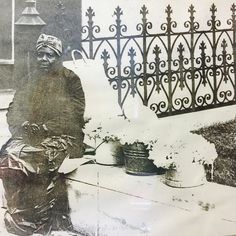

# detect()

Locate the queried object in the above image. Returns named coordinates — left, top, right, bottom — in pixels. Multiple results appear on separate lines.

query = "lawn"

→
left=192, top=118, right=236, bottom=187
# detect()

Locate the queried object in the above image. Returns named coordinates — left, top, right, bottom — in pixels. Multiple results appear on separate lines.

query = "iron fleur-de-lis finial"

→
left=188, top=4, right=196, bottom=16
left=165, top=4, right=173, bottom=26
left=199, top=41, right=206, bottom=52
left=161, top=4, right=177, bottom=33
left=112, top=6, right=126, bottom=36
left=184, top=4, right=199, bottom=32
left=101, top=49, right=110, bottom=62
left=208, top=4, right=221, bottom=30
left=140, top=5, right=149, bottom=21
left=231, top=3, right=236, bottom=13
left=153, top=45, right=161, bottom=57
left=221, top=39, right=227, bottom=51
left=166, top=5, right=173, bottom=17
left=177, top=43, right=185, bottom=55
left=101, top=49, right=111, bottom=71
left=86, top=7, right=95, bottom=20
left=128, top=47, right=136, bottom=59
left=210, top=4, right=217, bottom=16
left=114, top=6, right=123, bottom=21
left=188, top=4, right=196, bottom=25
left=227, top=4, right=236, bottom=28
left=231, top=4, right=236, bottom=23
left=137, top=4, right=152, bottom=34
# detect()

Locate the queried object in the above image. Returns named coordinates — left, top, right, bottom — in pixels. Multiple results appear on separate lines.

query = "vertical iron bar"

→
left=114, top=7, right=123, bottom=107
left=140, top=5, right=149, bottom=106
left=189, top=5, right=196, bottom=110
left=221, top=39, right=228, bottom=83
left=128, top=47, right=137, bottom=97
left=86, top=7, right=95, bottom=58
left=153, top=45, right=161, bottom=93
left=200, top=42, right=207, bottom=87
left=101, top=49, right=110, bottom=77
left=231, top=4, right=236, bottom=101
left=166, top=5, right=173, bottom=114
left=210, top=4, right=218, bottom=105
left=177, top=43, right=185, bottom=90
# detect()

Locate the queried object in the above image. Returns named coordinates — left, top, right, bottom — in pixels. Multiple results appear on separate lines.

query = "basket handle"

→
left=71, top=49, right=87, bottom=67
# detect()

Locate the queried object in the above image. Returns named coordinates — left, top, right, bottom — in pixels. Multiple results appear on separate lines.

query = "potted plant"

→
left=116, top=115, right=159, bottom=176
left=122, top=140, right=158, bottom=175
left=151, top=133, right=217, bottom=188
left=83, top=108, right=159, bottom=172
left=83, top=116, right=125, bottom=165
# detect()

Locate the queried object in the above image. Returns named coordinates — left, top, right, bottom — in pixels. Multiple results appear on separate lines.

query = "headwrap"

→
left=36, top=34, right=62, bottom=56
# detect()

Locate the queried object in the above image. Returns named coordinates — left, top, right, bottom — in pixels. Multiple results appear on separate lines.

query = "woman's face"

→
left=36, top=46, right=60, bottom=72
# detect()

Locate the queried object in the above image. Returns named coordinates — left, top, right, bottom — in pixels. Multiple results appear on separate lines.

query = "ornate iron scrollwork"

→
left=81, top=4, right=236, bottom=118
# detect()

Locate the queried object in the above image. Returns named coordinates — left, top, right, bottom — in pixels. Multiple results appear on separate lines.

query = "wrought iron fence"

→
left=81, top=4, right=236, bottom=117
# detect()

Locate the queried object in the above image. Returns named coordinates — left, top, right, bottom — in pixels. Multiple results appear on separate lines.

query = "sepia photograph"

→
left=0, top=0, right=236, bottom=235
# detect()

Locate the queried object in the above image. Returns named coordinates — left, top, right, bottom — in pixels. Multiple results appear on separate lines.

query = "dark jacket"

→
left=7, top=66, right=85, bottom=141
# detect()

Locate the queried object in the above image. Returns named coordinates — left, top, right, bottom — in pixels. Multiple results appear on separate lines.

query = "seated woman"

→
left=0, top=34, right=85, bottom=235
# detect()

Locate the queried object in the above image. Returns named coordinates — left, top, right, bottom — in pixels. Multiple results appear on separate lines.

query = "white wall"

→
left=82, top=0, right=234, bottom=33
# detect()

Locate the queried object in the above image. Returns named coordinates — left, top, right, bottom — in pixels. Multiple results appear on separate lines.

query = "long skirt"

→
left=0, top=136, right=79, bottom=235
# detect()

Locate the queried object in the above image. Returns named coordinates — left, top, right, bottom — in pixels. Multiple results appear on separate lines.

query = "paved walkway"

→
left=66, top=163, right=236, bottom=236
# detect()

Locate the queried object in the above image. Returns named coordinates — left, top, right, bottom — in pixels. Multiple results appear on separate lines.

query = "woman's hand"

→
left=21, top=121, right=48, bottom=137
left=30, top=123, right=40, bottom=134
left=21, top=121, right=30, bottom=134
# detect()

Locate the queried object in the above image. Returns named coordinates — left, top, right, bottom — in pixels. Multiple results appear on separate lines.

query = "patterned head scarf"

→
left=36, top=34, right=62, bottom=56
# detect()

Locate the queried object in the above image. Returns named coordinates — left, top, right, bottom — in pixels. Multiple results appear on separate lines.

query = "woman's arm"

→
left=7, top=89, right=30, bottom=137
left=44, top=68, right=85, bottom=138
